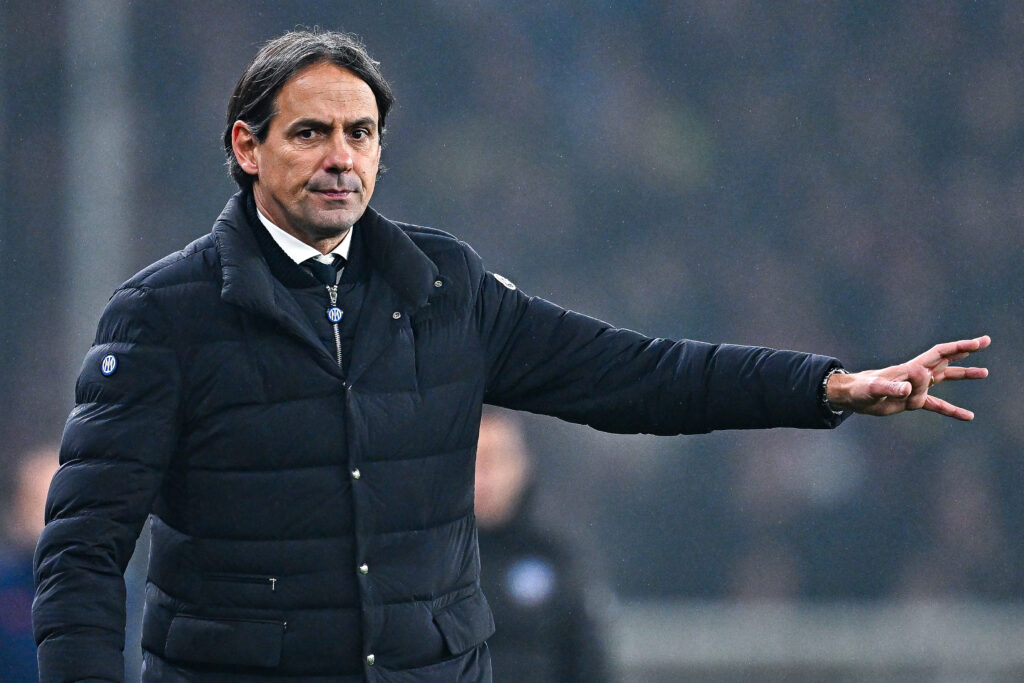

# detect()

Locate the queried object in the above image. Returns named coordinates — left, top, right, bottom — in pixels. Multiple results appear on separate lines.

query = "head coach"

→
left=33, top=29, right=989, bottom=682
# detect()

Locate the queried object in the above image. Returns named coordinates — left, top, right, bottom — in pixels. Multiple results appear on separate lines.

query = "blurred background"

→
left=1, top=1, right=1022, bottom=680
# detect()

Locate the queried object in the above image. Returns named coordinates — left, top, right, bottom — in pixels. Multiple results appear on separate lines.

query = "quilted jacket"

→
left=34, top=191, right=845, bottom=681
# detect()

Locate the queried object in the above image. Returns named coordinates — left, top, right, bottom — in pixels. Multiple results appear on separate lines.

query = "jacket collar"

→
left=357, top=204, right=440, bottom=309
left=213, top=190, right=439, bottom=313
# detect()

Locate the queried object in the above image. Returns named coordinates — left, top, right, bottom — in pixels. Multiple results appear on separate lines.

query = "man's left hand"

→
left=826, top=335, right=991, bottom=421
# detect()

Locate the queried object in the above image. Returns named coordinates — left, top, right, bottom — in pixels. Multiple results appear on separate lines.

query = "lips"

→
left=315, top=188, right=354, bottom=198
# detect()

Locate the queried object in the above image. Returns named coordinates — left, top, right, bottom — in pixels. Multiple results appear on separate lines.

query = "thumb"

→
left=873, top=378, right=911, bottom=398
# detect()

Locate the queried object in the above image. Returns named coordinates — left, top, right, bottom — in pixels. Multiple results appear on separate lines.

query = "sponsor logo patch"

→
left=493, top=273, right=517, bottom=291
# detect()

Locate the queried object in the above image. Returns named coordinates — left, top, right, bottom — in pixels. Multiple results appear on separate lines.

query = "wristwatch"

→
left=820, top=366, right=849, bottom=415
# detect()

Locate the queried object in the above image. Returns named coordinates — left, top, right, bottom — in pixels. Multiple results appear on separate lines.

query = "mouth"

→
left=312, top=188, right=356, bottom=201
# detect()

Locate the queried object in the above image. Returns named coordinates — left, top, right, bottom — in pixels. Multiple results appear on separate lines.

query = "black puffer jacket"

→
left=34, top=191, right=845, bottom=681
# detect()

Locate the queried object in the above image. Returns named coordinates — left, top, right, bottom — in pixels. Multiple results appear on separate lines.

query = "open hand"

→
left=826, top=335, right=991, bottom=420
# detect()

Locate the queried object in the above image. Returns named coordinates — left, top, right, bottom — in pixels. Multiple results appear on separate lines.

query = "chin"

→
left=318, top=209, right=362, bottom=230
left=309, top=224, right=349, bottom=239
left=304, top=217, right=356, bottom=240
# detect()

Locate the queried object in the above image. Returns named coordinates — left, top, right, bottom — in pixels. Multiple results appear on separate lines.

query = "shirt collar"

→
left=256, top=207, right=353, bottom=265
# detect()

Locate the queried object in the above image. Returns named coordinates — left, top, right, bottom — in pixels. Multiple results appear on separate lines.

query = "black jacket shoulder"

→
left=396, top=220, right=487, bottom=283
left=121, top=233, right=220, bottom=292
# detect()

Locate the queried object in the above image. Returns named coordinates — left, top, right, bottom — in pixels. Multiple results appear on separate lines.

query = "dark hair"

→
left=223, top=29, right=395, bottom=188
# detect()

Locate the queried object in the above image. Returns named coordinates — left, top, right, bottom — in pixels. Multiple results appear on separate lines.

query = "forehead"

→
left=274, top=61, right=379, bottom=123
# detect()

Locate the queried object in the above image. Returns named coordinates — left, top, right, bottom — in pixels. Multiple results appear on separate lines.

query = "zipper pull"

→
left=269, top=577, right=277, bottom=592
left=325, top=286, right=343, bottom=323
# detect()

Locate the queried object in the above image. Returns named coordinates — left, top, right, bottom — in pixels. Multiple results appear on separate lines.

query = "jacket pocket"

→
left=164, top=614, right=286, bottom=668
left=200, top=573, right=280, bottom=608
left=432, top=590, right=495, bottom=656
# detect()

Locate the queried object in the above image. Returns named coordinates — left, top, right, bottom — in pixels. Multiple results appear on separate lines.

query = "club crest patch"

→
left=100, top=354, right=118, bottom=376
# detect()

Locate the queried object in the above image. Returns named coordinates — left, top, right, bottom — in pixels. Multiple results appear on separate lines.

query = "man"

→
left=475, top=409, right=613, bottom=682
left=33, top=29, right=989, bottom=682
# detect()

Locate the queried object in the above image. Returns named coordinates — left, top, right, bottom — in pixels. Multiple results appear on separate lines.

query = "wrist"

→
left=821, top=367, right=850, bottom=415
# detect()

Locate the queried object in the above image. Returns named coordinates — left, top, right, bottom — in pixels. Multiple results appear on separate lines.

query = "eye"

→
left=351, top=128, right=368, bottom=140
left=297, top=129, right=316, bottom=140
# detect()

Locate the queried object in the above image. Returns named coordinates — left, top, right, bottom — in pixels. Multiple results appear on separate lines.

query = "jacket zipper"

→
left=205, top=573, right=279, bottom=592
left=178, top=613, right=288, bottom=632
left=326, top=284, right=342, bottom=368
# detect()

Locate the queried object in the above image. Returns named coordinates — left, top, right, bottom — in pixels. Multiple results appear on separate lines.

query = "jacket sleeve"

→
left=33, top=285, right=182, bottom=683
left=473, top=264, right=845, bottom=435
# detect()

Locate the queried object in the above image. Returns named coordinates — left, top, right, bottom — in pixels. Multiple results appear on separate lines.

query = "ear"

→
left=231, top=121, right=260, bottom=176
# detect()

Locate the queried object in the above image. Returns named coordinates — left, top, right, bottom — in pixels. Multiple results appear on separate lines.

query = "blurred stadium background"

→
left=1, top=1, right=1022, bottom=680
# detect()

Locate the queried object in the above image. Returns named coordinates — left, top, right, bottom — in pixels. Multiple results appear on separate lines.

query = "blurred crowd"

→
left=476, top=409, right=614, bottom=681
left=0, top=447, right=58, bottom=679
left=1, top=5, right=1021, bottom=677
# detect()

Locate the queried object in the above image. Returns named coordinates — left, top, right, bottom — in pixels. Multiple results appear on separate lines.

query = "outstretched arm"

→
left=826, top=335, right=991, bottom=420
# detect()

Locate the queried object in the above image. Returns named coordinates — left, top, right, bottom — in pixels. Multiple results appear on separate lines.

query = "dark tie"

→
left=305, top=255, right=343, bottom=286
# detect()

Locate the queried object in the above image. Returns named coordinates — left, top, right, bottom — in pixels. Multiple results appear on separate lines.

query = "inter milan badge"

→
left=493, top=273, right=517, bottom=291
left=326, top=306, right=344, bottom=323
left=100, top=354, right=118, bottom=376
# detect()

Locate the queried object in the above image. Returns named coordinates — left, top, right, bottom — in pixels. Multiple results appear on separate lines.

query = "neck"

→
left=308, top=230, right=349, bottom=256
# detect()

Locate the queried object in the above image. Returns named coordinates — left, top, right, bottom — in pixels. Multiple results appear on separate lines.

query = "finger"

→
left=937, top=366, right=989, bottom=382
left=914, top=335, right=991, bottom=366
left=922, top=395, right=975, bottom=421
left=868, top=377, right=911, bottom=399
left=904, top=362, right=934, bottom=410
left=951, top=335, right=992, bottom=353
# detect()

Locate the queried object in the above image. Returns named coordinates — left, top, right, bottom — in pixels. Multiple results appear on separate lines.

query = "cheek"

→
left=364, top=149, right=381, bottom=186
left=362, top=163, right=379, bottom=193
left=268, top=152, right=314, bottom=186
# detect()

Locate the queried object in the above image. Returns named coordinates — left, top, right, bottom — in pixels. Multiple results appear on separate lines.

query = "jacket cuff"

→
left=37, top=634, right=124, bottom=683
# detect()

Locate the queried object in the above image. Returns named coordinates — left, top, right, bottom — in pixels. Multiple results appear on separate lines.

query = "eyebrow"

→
left=346, top=117, right=378, bottom=133
left=286, top=117, right=378, bottom=134
left=286, top=117, right=329, bottom=132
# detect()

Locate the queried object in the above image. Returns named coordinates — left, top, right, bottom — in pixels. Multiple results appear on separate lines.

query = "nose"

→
left=324, top=132, right=353, bottom=173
